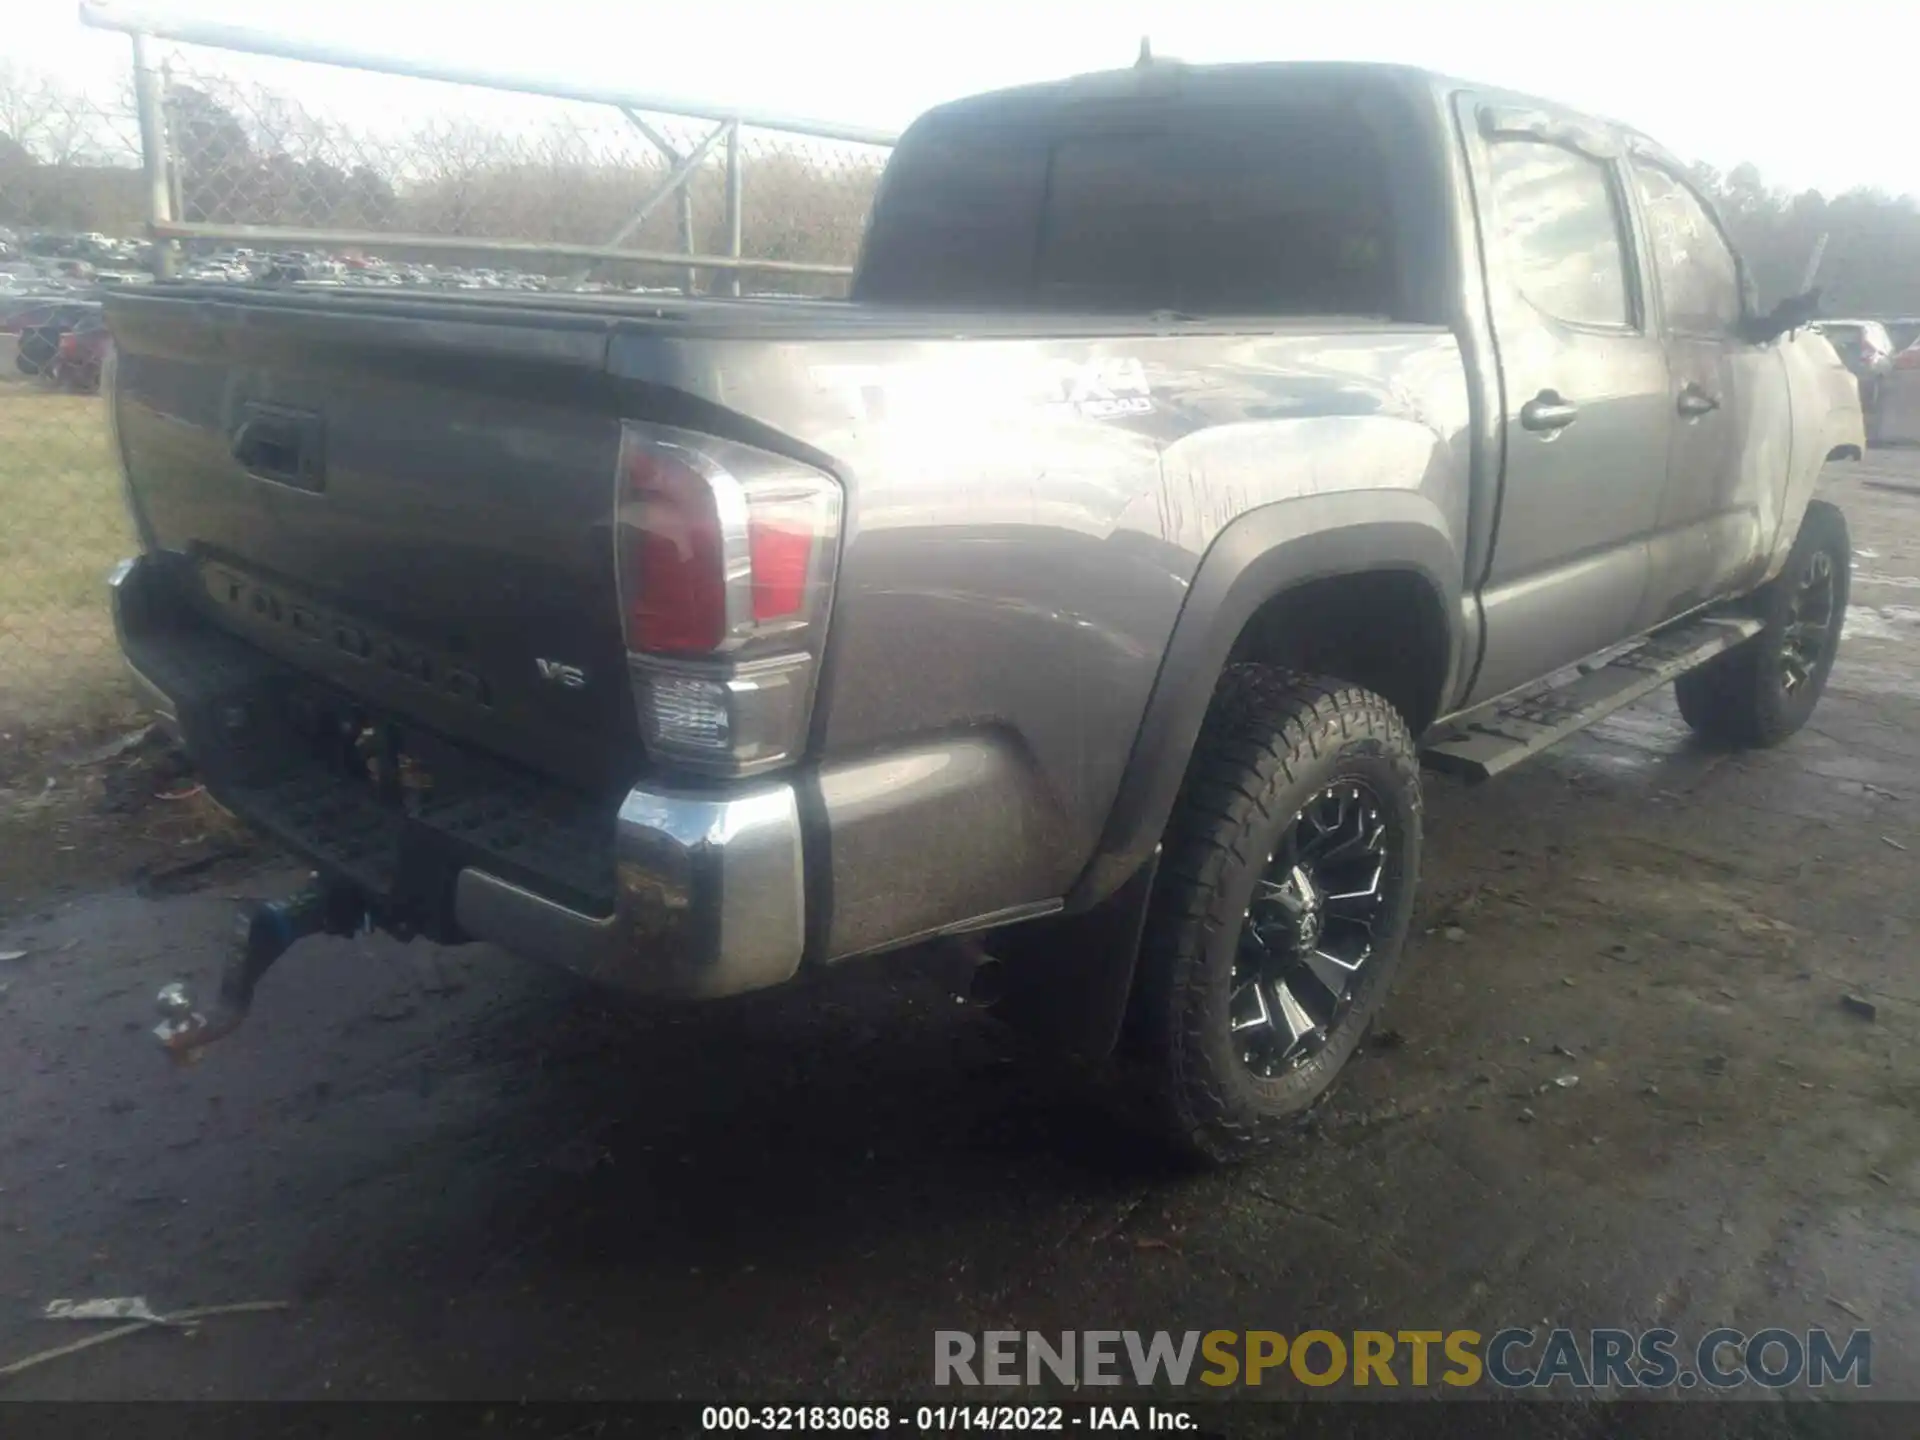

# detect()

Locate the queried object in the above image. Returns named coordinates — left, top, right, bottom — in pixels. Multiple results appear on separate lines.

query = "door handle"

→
left=1677, top=385, right=1721, bottom=418
left=232, top=404, right=325, bottom=491
left=1520, top=391, right=1578, bottom=433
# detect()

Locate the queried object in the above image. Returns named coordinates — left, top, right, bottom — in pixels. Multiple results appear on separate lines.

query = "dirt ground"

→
left=0, top=460, right=1916, bottom=1407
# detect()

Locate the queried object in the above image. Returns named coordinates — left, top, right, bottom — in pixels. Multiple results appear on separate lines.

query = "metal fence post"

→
left=609, top=116, right=729, bottom=250
left=129, top=32, right=179, bottom=279
left=677, top=189, right=696, bottom=295
left=164, top=57, right=184, bottom=228
left=725, top=120, right=743, bottom=298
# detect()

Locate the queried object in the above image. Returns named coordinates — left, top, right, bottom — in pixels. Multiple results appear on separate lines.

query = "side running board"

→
left=1420, top=614, right=1765, bottom=781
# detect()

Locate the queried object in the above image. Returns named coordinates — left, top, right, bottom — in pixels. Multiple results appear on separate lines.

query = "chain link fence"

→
left=0, top=62, right=144, bottom=756
left=0, top=32, right=894, bottom=759
left=142, top=39, right=891, bottom=291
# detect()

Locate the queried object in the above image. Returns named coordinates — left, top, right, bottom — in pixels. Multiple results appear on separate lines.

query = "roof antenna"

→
left=1136, top=35, right=1153, bottom=67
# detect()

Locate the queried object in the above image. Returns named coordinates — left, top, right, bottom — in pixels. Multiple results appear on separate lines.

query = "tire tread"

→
left=1128, top=666, right=1422, bottom=1164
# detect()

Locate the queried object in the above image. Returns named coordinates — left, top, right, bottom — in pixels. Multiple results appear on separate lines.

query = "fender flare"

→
left=1067, top=490, right=1464, bottom=910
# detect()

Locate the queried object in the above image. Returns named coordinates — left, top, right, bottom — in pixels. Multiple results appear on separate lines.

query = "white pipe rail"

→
left=78, top=0, right=900, bottom=146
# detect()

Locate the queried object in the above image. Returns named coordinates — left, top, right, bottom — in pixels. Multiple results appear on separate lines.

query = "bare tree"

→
left=0, top=60, right=56, bottom=156
left=0, top=60, right=98, bottom=165
left=1697, top=163, right=1920, bottom=315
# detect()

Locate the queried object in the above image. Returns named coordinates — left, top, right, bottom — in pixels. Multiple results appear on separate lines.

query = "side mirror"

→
left=1742, top=288, right=1822, bottom=346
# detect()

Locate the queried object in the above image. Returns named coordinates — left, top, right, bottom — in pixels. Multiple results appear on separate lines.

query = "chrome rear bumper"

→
left=452, top=783, right=805, bottom=999
left=110, top=555, right=805, bottom=1000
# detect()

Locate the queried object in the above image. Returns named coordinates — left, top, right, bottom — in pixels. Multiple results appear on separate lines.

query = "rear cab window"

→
left=854, top=74, right=1448, bottom=323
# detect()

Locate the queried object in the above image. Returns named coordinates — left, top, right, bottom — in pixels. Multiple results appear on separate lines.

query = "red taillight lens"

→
left=620, top=445, right=726, bottom=655
left=58, top=333, right=78, bottom=357
left=616, top=424, right=841, bottom=659
left=614, top=422, right=842, bottom=777
left=748, top=507, right=820, bottom=624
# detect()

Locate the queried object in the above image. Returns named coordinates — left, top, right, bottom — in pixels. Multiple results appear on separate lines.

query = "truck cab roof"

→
left=911, top=58, right=1686, bottom=176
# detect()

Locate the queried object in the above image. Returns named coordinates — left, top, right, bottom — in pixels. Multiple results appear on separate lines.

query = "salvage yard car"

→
left=1813, top=318, right=1895, bottom=438
left=104, top=59, right=1860, bottom=1161
left=1872, top=334, right=1920, bottom=446
left=7, top=298, right=100, bottom=378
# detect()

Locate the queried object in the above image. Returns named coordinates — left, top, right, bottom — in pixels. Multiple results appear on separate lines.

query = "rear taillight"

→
left=614, top=422, right=841, bottom=777
left=1895, top=348, right=1920, bottom=370
left=621, top=443, right=728, bottom=655
left=58, top=333, right=77, bottom=358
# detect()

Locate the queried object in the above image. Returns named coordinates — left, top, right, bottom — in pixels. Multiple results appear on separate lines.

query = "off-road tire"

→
left=1125, top=667, right=1423, bottom=1165
left=1675, top=499, right=1850, bottom=748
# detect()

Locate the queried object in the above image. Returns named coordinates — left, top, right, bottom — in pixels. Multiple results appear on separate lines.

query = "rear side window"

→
left=1630, top=162, right=1743, bottom=336
left=856, top=92, right=1413, bottom=319
left=850, top=124, right=1049, bottom=308
left=1486, top=140, right=1632, bottom=329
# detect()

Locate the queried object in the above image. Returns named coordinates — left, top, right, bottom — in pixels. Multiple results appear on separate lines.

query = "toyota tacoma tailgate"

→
left=109, top=290, right=637, bottom=794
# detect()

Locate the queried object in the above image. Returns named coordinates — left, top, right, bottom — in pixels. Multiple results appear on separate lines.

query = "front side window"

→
left=1487, top=139, right=1632, bottom=329
left=1631, top=162, right=1743, bottom=336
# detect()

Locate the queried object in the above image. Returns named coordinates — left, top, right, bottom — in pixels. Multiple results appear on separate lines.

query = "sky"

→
left=14, top=0, right=1918, bottom=198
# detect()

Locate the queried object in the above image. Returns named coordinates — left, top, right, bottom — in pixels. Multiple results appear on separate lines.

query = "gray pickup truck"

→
left=105, top=60, right=1859, bottom=1161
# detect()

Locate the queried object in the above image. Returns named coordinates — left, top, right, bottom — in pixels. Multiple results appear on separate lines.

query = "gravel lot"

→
left=0, top=460, right=1916, bottom=1406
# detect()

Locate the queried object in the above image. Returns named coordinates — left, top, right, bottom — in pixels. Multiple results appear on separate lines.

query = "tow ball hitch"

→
left=153, top=875, right=369, bottom=1061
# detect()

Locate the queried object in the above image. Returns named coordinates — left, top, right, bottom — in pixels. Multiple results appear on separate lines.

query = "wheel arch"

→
left=1066, top=490, right=1463, bottom=913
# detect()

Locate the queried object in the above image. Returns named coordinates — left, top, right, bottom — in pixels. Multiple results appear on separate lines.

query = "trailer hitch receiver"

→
left=153, top=874, right=368, bottom=1061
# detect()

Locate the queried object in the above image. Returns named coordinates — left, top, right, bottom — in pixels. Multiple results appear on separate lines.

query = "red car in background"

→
left=51, top=311, right=111, bottom=393
left=3, top=298, right=104, bottom=390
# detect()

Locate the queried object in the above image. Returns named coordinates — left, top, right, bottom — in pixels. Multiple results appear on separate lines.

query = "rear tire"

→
left=1125, top=667, right=1423, bottom=1165
left=1674, top=500, right=1850, bottom=748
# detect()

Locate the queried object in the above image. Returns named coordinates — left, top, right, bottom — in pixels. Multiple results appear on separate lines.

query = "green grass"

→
left=0, top=379, right=137, bottom=732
